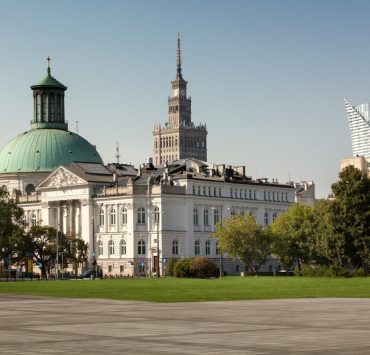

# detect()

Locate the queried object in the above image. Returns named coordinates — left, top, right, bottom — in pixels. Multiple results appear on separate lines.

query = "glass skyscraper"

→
left=344, top=99, right=370, bottom=159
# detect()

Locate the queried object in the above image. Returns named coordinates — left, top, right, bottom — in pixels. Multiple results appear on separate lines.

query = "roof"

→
left=31, top=69, right=67, bottom=90
left=0, top=128, right=103, bottom=173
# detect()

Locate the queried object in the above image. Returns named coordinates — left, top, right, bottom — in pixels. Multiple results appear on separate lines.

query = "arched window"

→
left=97, top=240, right=103, bottom=256
left=49, top=94, right=55, bottom=120
left=203, top=209, right=209, bottom=226
left=205, top=240, right=211, bottom=255
left=172, top=240, right=179, bottom=255
left=192, top=186, right=196, bottom=195
left=41, top=94, right=47, bottom=122
left=110, top=207, right=116, bottom=225
left=121, top=207, right=127, bottom=225
left=154, top=206, right=160, bottom=224
left=31, top=212, right=37, bottom=226
left=99, top=209, right=104, bottom=226
left=120, top=240, right=126, bottom=255
left=193, top=208, right=199, bottom=225
left=215, top=241, right=220, bottom=255
left=108, top=240, right=115, bottom=256
left=213, top=209, right=219, bottom=225
left=25, top=184, right=35, bottom=195
left=137, top=207, right=145, bottom=224
left=194, top=240, right=200, bottom=255
left=272, top=212, right=277, bottom=222
left=138, top=240, right=146, bottom=255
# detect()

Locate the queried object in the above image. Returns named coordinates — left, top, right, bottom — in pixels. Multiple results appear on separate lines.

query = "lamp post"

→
left=213, top=206, right=230, bottom=277
left=48, top=204, right=60, bottom=279
left=92, top=216, right=97, bottom=278
left=152, top=208, right=165, bottom=277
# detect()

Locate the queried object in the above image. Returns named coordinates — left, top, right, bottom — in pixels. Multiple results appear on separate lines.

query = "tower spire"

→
left=176, top=32, right=182, bottom=76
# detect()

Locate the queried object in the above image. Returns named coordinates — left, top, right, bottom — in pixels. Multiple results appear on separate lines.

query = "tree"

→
left=330, top=165, right=370, bottom=269
left=313, top=199, right=348, bottom=267
left=0, top=187, right=24, bottom=269
left=25, top=226, right=57, bottom=278
left=215, top=214, right=272, bottom=275
left=67, top=235, right=88, bottom=276
left=271, top=203, right=315, bottom=270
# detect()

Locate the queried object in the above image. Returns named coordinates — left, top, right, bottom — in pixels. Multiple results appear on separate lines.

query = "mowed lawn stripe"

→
left=0, top=277, right=369, bottom=302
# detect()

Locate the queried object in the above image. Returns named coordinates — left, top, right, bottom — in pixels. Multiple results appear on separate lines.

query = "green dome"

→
left=0, top=128, right=103, bottom=173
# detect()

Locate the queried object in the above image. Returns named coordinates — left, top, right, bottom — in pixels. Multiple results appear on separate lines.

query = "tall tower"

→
left=344, top=99, right=370, bottom=159
left=153, top=34, right=207, bottom=165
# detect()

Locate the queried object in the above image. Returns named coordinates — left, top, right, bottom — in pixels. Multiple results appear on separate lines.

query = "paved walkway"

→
left=0, top=295, right=369, bottom=354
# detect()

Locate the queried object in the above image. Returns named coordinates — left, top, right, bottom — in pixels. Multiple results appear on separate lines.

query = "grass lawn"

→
left=0, top=276, right=369, bottom=302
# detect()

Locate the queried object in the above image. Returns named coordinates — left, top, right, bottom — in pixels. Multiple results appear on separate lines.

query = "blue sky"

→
left=1, top=0, right=369, bottom=197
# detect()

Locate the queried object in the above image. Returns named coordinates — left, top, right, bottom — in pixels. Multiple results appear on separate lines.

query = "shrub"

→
left=189, top=257, right=219, bottom=279
left=173, top=258, right=193, bottom=278
left=173, top=257, right=219, bottom=278
left=295, top=264, right=366, bottom=277
left=167, top=258, right=179, bottom=276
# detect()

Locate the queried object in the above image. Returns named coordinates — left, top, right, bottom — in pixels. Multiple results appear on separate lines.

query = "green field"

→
left=0, top=277, right=369, bottom=302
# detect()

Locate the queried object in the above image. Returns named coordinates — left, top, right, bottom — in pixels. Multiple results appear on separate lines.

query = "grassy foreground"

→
left=0, top=277, right=369, bottom=302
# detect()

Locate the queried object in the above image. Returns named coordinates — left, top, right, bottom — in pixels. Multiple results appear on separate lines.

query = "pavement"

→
left=0, top=295, right=369, bottom=354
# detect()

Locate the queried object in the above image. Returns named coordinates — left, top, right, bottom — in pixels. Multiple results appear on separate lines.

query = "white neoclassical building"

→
left=10, top=158, right=294, bottom=276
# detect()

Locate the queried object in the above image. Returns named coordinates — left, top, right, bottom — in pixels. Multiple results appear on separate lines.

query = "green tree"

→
left=25, top=225, right=57, bottom=278
left=313, top=199, right=347, bottom=267
left=0, top=187, right=24, bottom=269
left=271, top=203, right=315, bottom=270
left=67, top=235, right=88, bottom=276
left=215, top=214, right=272, bottom=275
left=330, top=165, right=370, bottom=269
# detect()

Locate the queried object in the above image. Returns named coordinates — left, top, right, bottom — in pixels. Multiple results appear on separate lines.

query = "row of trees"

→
left=0, top=187, right=88, bottom=277
left=216, top=166, right=370, bottom=274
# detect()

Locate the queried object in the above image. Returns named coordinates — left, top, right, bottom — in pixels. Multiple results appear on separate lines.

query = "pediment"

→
left=37, top=166, right=87, bottom=189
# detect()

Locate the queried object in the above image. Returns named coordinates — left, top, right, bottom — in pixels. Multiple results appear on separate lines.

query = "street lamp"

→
left=152, top=208, right=165, bottom=277
left=213, top=206, right=230, bottom=277
left=48, top=204, right=60, bottom=279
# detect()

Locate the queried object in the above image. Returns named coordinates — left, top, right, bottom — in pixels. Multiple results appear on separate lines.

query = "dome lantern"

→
left=30, top=57, right=68, bottom=131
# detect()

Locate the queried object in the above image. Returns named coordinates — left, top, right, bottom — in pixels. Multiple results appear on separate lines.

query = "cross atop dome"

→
left=47, top=57, right=51, bottom=75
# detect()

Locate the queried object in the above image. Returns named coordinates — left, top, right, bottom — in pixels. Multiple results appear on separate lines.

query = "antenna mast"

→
left=115, top=141, right=121, bottom=164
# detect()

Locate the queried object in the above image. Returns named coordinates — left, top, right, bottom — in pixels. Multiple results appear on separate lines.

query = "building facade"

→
left=344, top=99, right=370, bottom=159
left=16, top=159, right=294, bottom=276
left=153, top=35, right=207, bottom=165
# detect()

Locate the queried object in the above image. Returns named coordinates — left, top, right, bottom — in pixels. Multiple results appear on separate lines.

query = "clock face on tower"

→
left=180, top=89, right=185, bottom=96
left=173, top=89, right=179, bottom=97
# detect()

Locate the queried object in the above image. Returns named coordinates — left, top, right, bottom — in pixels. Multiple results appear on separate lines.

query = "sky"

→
left=0, top=0, right=369, bottom=198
